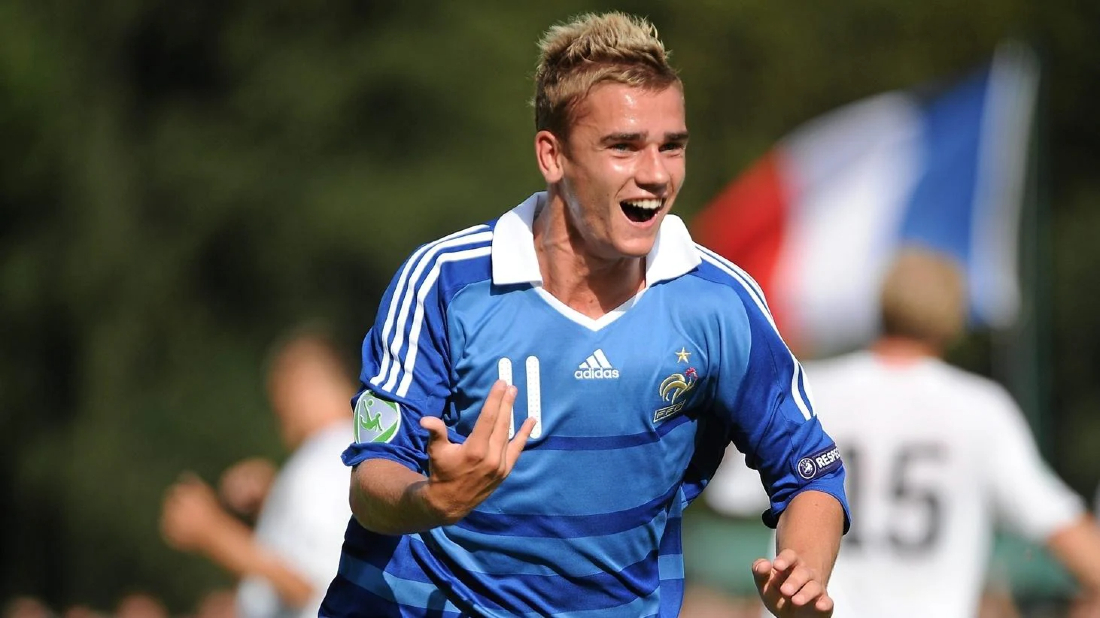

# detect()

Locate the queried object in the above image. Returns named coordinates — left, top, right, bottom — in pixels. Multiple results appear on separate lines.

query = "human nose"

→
left=635, top=145, right=670, bottom=188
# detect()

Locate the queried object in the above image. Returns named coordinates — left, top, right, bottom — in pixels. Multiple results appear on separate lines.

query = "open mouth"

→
left=620, top=198, right=664, bottom=223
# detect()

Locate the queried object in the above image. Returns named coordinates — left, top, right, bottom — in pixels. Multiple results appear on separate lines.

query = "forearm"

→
left=198, top=513, right=314, bottom=607
left=775, top=490, right=845, bottom=584
left=1046, top=515, right=1100, bottom=594
left=350, top=458, right=452, bottom=535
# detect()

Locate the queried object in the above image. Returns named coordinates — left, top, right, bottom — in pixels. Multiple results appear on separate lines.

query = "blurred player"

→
left=161, top=329, right=355, bottom=618
left=709, top=247, right=1100, bottom=617
left=320, top=11, right=849, bottom=618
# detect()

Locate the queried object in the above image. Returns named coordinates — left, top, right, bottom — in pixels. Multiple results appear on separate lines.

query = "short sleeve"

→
left=341, top=247, right=455, bottom=473
left=714, top=283, right=851, bottom=531
left=983, top=387, right=1084, bottom=540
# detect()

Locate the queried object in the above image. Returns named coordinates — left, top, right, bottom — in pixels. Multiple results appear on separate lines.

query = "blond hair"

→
left=533, top=12, right=680, bottom=140
left=879, top=246, right=968, bottom=348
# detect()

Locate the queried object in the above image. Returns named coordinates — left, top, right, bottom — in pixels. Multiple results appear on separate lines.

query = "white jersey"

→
left=707, top=350, right=1084, bottom=618
left=237, top=422, right=353, bottom=618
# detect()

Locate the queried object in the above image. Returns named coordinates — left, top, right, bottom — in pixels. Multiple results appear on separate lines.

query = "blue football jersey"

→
left=321, top=193, right=849, bottom=618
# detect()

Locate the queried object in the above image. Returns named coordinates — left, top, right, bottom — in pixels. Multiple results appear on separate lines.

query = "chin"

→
left=614, top=237, right=658, bottom=259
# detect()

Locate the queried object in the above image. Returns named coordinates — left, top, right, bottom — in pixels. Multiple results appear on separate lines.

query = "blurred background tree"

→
left=0, top=0, right=1097, bottom=612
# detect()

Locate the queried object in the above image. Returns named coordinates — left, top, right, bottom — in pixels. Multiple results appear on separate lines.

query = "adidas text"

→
left=574, top=367, right=621, bottom=380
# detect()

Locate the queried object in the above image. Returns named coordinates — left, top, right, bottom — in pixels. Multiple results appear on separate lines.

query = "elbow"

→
left=348, top=459, right=443, bottom=535
left=347, top=463, right=423, bottom=535
left=348, top=477, right=381, bottom=532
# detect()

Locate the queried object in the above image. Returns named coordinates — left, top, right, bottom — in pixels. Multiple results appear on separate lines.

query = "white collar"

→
left=491, top=192, right=701, bottom=287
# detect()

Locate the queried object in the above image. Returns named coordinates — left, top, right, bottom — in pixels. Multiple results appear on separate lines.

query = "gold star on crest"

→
left=675, top=347, right=691, bottom=363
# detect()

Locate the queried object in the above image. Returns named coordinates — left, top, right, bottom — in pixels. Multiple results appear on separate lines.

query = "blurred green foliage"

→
left=1, top=0, right=1098, bottom=612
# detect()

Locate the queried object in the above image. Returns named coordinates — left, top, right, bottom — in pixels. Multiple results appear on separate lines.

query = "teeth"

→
left=622, top=199, right=663, bottom=210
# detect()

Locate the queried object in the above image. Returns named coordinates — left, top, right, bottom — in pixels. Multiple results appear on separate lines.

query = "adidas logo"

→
left=574, top=349, right=620, bottom=380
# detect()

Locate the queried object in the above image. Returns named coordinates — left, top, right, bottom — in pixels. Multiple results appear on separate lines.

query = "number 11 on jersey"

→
left=497, top=357, right=543, bottom=439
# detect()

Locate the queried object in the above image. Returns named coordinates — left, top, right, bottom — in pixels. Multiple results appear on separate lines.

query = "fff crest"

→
left=654, top=367, right=698, bottom=423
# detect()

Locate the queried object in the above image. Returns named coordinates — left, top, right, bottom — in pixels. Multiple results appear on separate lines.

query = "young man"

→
left=320, top=12, right=848, bottom=617
left=707, top=247, right=1100, bottom=617
left=161, top=331, right=355, bottom=618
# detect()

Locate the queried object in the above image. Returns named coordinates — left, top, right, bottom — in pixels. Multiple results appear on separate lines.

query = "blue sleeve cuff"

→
left=341, top=441, right=426, bottom=473
left=762, top=476, right=851, bottom=534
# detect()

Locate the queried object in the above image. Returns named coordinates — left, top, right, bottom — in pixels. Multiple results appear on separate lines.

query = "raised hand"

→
left=418, top=380, right=536, bottom=524
left=752, top=549, right=834, bottom=617
left=160, top=473, right=231, bottom=552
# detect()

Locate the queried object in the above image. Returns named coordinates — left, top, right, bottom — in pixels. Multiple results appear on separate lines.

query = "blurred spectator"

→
left=160, top=329, right=355, bottom=618
left=114, top=593, right=167, bottom=618
left=59, top=606, right=100, bottom=618
left=701, top=247, right=1100, bottom=617
left=2, top=597, right=54, bottom=618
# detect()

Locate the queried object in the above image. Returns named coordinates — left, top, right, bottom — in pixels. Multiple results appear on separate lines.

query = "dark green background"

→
left=2, top=0, right=1098, bottom=612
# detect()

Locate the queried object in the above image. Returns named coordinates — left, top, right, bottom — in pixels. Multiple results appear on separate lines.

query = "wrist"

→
left=412, top=480, right=465, bottom=526
left=195, top=509, right=244, bottom=554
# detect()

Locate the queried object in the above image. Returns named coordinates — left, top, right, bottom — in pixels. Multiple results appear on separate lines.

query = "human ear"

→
left=535, top=130, right=564, bottom=184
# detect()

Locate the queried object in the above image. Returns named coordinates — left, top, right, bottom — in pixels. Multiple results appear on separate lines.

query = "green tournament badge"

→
left=354, top=392, right=402, bottom=443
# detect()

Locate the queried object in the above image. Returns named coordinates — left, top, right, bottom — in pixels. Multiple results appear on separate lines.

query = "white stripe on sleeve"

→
left=700, top=251, right=813, bottom=420
left=371, top=228, right=491, bottom=390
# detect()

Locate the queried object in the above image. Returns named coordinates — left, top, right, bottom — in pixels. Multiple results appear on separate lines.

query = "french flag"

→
left=692, top=44, right=1039, bottom=357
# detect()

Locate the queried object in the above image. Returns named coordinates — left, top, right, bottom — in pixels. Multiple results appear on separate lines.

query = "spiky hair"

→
left=533, top=12, right=680, bottom=139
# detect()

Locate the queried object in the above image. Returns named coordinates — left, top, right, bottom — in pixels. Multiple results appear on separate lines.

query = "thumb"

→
left=420, top=416, right=452, bottom=449
left=751, top=558, right=773, bottom=589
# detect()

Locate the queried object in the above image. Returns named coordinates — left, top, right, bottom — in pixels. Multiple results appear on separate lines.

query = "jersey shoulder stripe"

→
left=694, top=246, right=814, bottom=420
left=694, top=244, right=773, bottom=320
left=371, top=223, right=488, bottom=389
left=370, top=224, right=493, bottom=398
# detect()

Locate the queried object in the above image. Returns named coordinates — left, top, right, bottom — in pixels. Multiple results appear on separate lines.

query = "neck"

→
left=870, top=336, right=940, bottom=365
left=532, top=193, right=646, bottom=319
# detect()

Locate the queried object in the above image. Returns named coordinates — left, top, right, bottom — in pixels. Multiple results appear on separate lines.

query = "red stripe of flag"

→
left=691, top=151, right=801, bottom=350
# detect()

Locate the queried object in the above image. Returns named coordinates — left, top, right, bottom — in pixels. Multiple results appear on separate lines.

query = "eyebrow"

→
left=600, top=131, right=690, bottom=144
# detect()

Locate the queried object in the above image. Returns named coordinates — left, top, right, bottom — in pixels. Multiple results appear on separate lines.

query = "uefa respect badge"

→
left=354, top=391, right=401, bottom=444
left=796, top=444, right=842, bottom=480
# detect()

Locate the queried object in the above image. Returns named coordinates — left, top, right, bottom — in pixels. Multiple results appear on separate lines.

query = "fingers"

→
left=420, top=416, right=452, bottom=448
left=504, top=417, right=537, bottom=470
left=467, top=380, right=508, bottom=444
left=789, top=579, right=826, bottom=608
left=751, top=558, right=773, bottom=588
left=753, top=552, right=833, bottom=616
left=814, top=593, right=834, bottom=613
left=488, top=384, right=518, bottom=454
left=752, top=557, right=791, bottom=603
left=772, top=548, right=798, bottom=573
left=423, top=381, right=524, bottom=462
left=778, top=560, right=813, bottom=598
